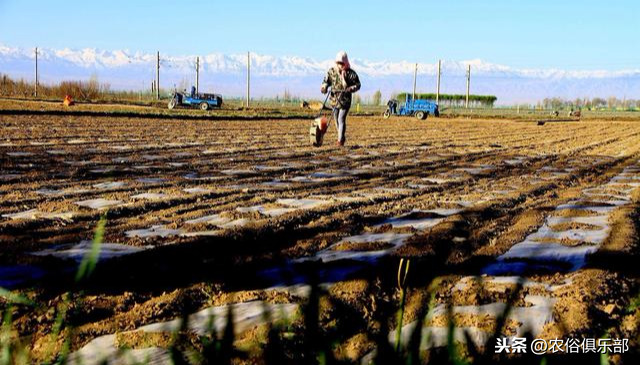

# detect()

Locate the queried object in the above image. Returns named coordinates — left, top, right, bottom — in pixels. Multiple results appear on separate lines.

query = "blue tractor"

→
left=168, top=86, right=223, bottom=111
left=383, top=94, right=439, bottom=120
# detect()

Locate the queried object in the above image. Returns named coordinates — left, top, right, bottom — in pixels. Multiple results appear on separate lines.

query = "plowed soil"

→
left=1, top=112, right=639, bottom=363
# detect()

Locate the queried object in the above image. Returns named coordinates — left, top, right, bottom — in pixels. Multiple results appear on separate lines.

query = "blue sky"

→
left=0, top=0, right=638, bottom=70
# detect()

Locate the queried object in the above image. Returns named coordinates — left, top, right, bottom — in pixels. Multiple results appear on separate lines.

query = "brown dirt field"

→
left=1, top=112, right=639, bottom=363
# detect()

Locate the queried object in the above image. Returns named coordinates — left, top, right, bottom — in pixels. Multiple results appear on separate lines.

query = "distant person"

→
left=321, top=51, right=361, bottom=146
left=387, top=99, right=398, bottom=114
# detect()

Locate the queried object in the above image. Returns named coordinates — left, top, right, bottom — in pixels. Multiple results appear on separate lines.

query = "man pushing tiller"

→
left=320, top=51, right=361, bottom=147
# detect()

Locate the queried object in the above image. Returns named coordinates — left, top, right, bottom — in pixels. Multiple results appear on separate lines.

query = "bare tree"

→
left=353, top=93, right=362, bottom=105
left=592, top=97, right=606, bottom=108
left=178, top=77, right=189, bottom=92
left=573, top=98, right=583, bottom=108
left=372, top=90, right=382, bottom=106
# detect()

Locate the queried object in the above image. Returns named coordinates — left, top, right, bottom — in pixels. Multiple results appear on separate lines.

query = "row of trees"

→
left=275, top=89, right=382, bottom=106
left=538, top=97, right=639, bottom=110
left=277, top=89, right=496, bottom=107
left=396, top=93, right=497, bottom=107
left=0, top=73, right=156, bottom=101
left=3, top=73, right=636, bottom=111
left=1, top=73, right=107, bottom=100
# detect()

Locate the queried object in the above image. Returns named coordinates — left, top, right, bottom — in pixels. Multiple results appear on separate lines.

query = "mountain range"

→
left=1, top=44, right=638, bottom=105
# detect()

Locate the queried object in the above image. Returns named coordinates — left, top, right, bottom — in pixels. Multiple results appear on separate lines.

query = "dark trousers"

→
left=332, top=107, right=349, bottom=144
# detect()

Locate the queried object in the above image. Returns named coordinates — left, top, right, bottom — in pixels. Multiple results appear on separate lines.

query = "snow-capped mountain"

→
left=1, top=44, right=638, bottom=104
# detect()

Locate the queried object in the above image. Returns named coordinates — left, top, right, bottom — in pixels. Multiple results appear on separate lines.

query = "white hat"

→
left=335, top=51, right=350, bottom=68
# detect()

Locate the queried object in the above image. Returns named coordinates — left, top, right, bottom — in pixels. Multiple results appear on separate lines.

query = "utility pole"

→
left=34, top=47, right=39, bottom=98
left=436, top=59, right=441, bottom=105
left=156, top=51, right=160, bottom=100
left=465, top=64, right=471, bottom=109
left=246, top=52, right=250, bottom=108
left=195, top=56, right=200, bottom=94
left=412, top=63, right=417, bottom=102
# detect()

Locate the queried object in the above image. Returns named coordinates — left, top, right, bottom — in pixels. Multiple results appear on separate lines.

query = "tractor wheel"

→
left=415, top=111, right=426, bottom=120
left=383, top=109, right=391, bottom=119
left=168, top=98, right=177, bottom=110
left=200, top=102, right=209, bottom=111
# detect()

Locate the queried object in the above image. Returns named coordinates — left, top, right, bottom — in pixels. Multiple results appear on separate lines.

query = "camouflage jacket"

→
left=321, top=67, right=361, bottom=109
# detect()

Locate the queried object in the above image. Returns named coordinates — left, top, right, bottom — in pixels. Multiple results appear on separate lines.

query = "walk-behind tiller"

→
left=309, top=88, right=342, bottom=147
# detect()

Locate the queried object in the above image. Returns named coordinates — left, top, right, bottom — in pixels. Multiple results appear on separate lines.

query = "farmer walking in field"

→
left=321, top=51, right=361, bottom=146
